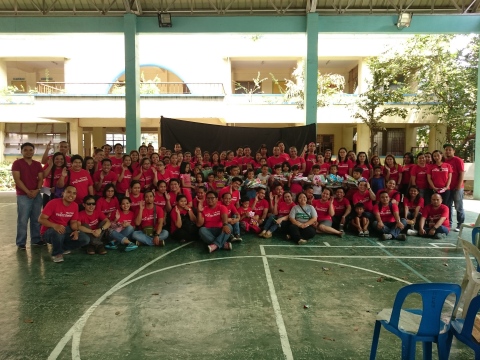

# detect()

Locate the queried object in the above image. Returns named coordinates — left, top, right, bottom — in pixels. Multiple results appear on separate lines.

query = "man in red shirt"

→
left=443, top=143, right=465, bottom=231
left=267, top=146, right=284, bottom=170
left=41, top=140, right=71, bottom=168
left=249, top=187, right=269, bottom=227
left=39, top=186, right=89, bottom=262
left=132, top=190, right=169, bottom=246
left=197, top=190, right=233, bottom=253
left=373, top=191, right=407, bottom=241
left=418, top=193, right=450, bottom=239
left=218, top=177, right=243, bottom=207
left=110, top=143, right=124, bottom=171
left=12, top=142, right=44, bottom=249
left=288, top=146, right=306, bottom=173
left=78, top=195, right=111, bottom=255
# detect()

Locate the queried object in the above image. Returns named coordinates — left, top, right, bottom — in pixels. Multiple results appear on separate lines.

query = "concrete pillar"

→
left=474, top=44, right=480, bottom=199
left=224, top=57, right=232, bottom=95
left=0, top=60, right=7, bottom=89
left=92, top=127, right=106, bottom=150
left=0, top=123, right=5, bottom=162
left=84, top=132, right=93, bottom=157
left=356, top=123, right=370, bottom=153
left=405, top=125, right=417, bottom=153
left=305, top=13, right=318, bottom=127
left=69, top=119, right=83, bottom=156
left=357, top=58, right=372, bottom=94
left=124, top=13, right=141, bottom=152
left=428, top=124, right=446, bottom=152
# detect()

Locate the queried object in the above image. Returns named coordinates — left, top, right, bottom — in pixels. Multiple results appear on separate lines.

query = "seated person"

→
left=39, top=185, right=89, bottom=263
left=107, top=196, right=138, bottom=251
left=350, top=203, right=370, bottom=237
left=170, top=194, right=198, bottom=243
left=238, top=196, right=261, bottom=234
left=196, top=190, right=233, bottom=253
left=261, top=191, right=295, bottom=238
left=77, top=195, right=111, bottom=255
left=418, top=193, right=450, bottom=239
left=372, top=191, right=407, bottom=241
left=221, top=192, right=242, bottom=241
left=132, top=190, right=169, bottom=246
left=312, top=188, right=343, bottom=237
left=332, top=187, right=351, bottom=231
left=288, top=192, right=318, bottom=245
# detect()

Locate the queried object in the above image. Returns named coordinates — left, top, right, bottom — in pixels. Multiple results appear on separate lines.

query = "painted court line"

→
left=323, top=242, right=331, bottom=247
left=266, top=255, right=464, bottom=259
left=260, top=246, right=294, bottom=360
left=430, top=242, right=456, bottom=247
left=261, top=245, right=457, bottom=249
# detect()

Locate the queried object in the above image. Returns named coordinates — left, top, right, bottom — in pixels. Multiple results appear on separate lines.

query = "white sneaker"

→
left=298, top=239, right=308, bottom=245
left=407, top=229, right=418, bottom=236
left=382, top=234, right=393, bottom=240
left=454, top=227, right=460, bottom=232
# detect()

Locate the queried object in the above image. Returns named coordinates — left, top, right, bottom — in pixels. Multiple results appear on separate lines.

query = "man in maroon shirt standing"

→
left=12, top=142, right=45, bottom=249
left=443, top=143, right=465, bottom=232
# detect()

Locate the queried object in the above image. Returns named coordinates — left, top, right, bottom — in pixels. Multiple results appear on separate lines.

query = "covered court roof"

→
left=0, top=0, right=478, bottom=16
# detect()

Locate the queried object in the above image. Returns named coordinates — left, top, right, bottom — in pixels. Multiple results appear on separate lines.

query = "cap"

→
left=443, top=143, right=455, bottom=150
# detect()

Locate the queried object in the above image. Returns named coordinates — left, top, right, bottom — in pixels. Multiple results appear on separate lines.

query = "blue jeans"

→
left=109, top=226, right=135, bottom=244
left=373, top=219, right=407, bottom=239
left=446, top=188, right=465, bottom=228
left=264, top=215, right=281, bottom=233
left=422, top=225, right=449, bottom=237
left=42, top=226, right=90, bottom=256
left=231, top=221, right=240, bottom=236
left=199, top=225, right=233, bottom=248
left=16, top=193, right=42, bottom=246
left=132, top=229, right=169, bottom=246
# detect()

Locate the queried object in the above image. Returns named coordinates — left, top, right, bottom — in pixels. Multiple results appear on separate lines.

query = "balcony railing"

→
left=35, top=82, right=226, bottom=96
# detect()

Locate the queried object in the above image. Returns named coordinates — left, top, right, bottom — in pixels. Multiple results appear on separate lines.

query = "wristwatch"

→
left=222, top=223, right=228, bottom=226
left=153, top=233, right=159, bottom=237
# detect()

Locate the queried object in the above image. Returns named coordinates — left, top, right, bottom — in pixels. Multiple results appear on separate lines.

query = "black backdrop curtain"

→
left=160, top=117, right=316, bottom=154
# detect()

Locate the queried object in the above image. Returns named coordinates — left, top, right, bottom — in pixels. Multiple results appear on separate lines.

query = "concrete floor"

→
left=0, top=191, right=479, bottom=360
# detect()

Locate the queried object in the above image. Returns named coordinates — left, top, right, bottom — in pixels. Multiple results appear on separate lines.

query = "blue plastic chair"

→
left=450, top=294, right=480, bottom=359
left=369, top=283, right=461, bottom=360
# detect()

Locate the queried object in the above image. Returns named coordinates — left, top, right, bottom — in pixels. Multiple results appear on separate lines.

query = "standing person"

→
left=42, top=152, right=67, bottom=207
left=410, top=152, right=430, bottom=202
left=418, top=193, right=450, bottom=239
left=110, top=143, right=124, bottom=172
left=196, top=190, right=233, bottom=253
left=133, top=157, right=155, bottom=192
left=302, top=142, right=317, bottom=175
left=69, top=155, right=94, bottom=207
left=102, top=144, right=112, bottom=159
left=288, top=192, right=318, bottom=245
left=93, top=158, right=118, bottom=197
left=115, top=154, right=133, bottom=200
left=443, top=143, right=465, bottom=232
left=12, top=142, right=45, bottom=249
left=384, top=154, right=403, bottom=188
left=400, top=152, right=415, bottom=195
left=352, top=152, right=371, bottom=179
left=129, top=150, right=140, bottom=171
left=38, top=185, right=89, bottom=262
left=427, top=149, right=452, bottom=205
left=83, top=156, right=95, bottom=178
left=267, top=146, right=284, bottom=170
left=41, top=140, right=71, bottom=167
left=288, top=146, right=306, bottom=174
left=372, top=191, right=407, bottom=241
left=132, top=190, right=169, bottom=246
left=336, top=147, right=352, bottom=178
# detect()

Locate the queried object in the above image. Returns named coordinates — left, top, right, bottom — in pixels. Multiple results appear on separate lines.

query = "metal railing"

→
left=35, top=82, right=226, bottom=96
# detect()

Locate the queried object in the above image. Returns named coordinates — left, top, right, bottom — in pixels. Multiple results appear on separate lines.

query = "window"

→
left=4, top=123, right=68, bottom=155
left=373, top=128, right=405, bottom=156
left=316, top=134, right=334, bottom=154
left=106, top=133, right=126, bottom=149
left=234, top=81, right=262, bottom=94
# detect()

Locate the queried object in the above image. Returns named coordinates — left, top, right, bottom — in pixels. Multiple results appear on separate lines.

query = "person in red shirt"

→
left=77, top=195, right=111, bottom=255
left=384, top=154, right=403, bottom=189
left=168, top=178, right=193, bottom=208
left=403, top=185, right=424, bottom=236
left=288, top=146, right=306, bottom=173
left=238, top=196, right=262, bottom=234
left=400, top=152, right=415, bottom=195
left=197, top=190, right=233, bottom=253
left=39, top=185, right=88, bottom=262
left=373, top=191, right=407, bottom=241
left=277, top=141, right=290, bottom=161
left=132, top=190, right=169, bottom=246
left=154, top=180, right=172, bottom=215
left=96, top=184, right=120, bottom=222
left=410, top=152, right=429, bottom=201
left=249, top=187, right=269, bottom=227
left=107, top=197, right=138, bottom=251
left=133, top=157, right=155, bottom=192
left=41, top=140, right=71, bottom=168
left=110, top=143, right=124, bottom=172
left=12, top=142, right=44, bottom=249
left=93, top=158, right=118, bottom=197
left=332, top=187, right=351, bottom=231
left=267, top=146, right=284, bottom=169
left=419, top=193, right=450, bottom=239
left=166, top=153, right=180, bottom=178
left=115, top=154, right=133, bottom=199
left=427, top=149, right=452, bottom=205
left=302, top=142, right=317, bottom=175
left=218, top=177, right=243, bottom=208
left=69, top=155, right=94, bottom=207
left=221, top=192, right=241, bottom=241
left=260, top=191, right=296, bottom=238
left=312, top=188, right=343, bottom=237
left=352, top=180, right=376, bottom=219
left=170, top=194, right=198, bottom=243
left=42, top=152, right=67, bottom=207
left=353, top=152, right=371, bottom=179
left=443, top=143, right=465, bottom=231
left=336, top=147, right=353, bottom=178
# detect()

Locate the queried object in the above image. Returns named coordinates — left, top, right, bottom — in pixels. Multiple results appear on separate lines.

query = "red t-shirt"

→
left=336, top=160, right=353, bottom=177
left=277, top=201, right=296, bottom=217
left=93, top=170, right=118, bottom=196
left=305, top=154, right=317, bottom=175
left=428, top=163, right=453, bottom=188
left=154, top=192, right=168, bottom=210
left=170, top=206, right=188, bottom=233
left=352, top=190, right=374, bottom=212
left=116, top=210, right=135, bottom=227
left=249, top=198, right=269, bottom=217
left=168, top=189, right=192, bottom=207
left=42, top=166, right=64, bottom=188
left=138, top=205, right=165, bottom=229
left=411, top=164, right=429, bottom=189
left=40, top=198, right=79, bottom=234
left=312, top=199, right=332, bottom=221
left=444, top=156, right=465, bottom=189
left=238, top=206, right=252, bottom=220
left=333, top=197, right=350, bottom=217
left=422, top=204, right=450, bottom=230
left=202, top=203, right=228, bottom=228
left=129, top=193, right=143, bottom=213
left=12, top=158, right=43, bottom=196
left=224, top=159, right=238, bottom=168
left=110, top=156, right=123, bottom=172
left=78, top=208, right=107, bottom=230
left=403, top=196, right=424, bottom=213
left=115, top=167, right=133, bottom=195
left=96, top=197, right=119, bottom=221
left=288, top=157, right=306, bottom=169
left=133, top=168, right=155, bottom=191
left=376, top=189, right=401, bottom=203
left=69, top=169, right=94, bottom=204
left=267, top=156, right=284, bottom=169
left=166, top=164, right=180, bottom=178
left=47, top=154, right=72, bottom=168
left=373, top=202, right=399, bottom=223
left=218, top=187, right=240, bottom=206
left=223, top=202, right=239, bottom=218
left=279, top=153, right=290, bottom=161
left=384, top=164, right=403, bottom=184
left=156, top=169, right=172, bottom=187
left=354, top=163, right=371, bottom=179
left=401, top=164, right=414, bottom=185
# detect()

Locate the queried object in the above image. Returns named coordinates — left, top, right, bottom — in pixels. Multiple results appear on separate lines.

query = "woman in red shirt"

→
left=400, top=152, right=415, bottom=195
left=403, top=185, right=424, bottom=235
left=107, top=197, right=138, bottom=251
left=260, top=191, right=296, bottom=238
left=125, top=180, right=143, bottom=214
left=427, top=150, right=452, bottom=205
left=353, top=151, right=371, bottom=179
left=170, top=194, right=197, bottom=243
left=133, top=157, right=155, bottom=192
left=42, top=152, right=67, bottom=207
left=312, top=188, right=343, bottom=237
left=384, top=154, right=403, bottom=188
left=410, top=152, right=429, bottom=201
left=336, top=147, right=352, bottom=178
left=115, top=154, right=133, bottom=200
left=96, top=183, right=120, bottom=222
left=154, top=180, right=172, bottom=216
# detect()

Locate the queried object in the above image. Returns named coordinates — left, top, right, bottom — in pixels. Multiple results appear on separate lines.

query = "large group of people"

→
left=12, top=139, right=466, bottom=263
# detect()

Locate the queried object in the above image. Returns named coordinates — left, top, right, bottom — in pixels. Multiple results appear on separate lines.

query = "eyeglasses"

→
left=85, top=202, right=96, bottom=206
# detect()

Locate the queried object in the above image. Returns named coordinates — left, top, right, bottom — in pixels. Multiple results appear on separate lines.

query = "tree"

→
left=352, top=57, right=409, bottom=156
left=274, top=61, right=345, bottom=109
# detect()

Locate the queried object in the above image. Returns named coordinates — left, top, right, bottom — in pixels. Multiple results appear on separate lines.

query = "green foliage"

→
left=0, top=161, right=14, bottom=191
left=234, top=72, right=268, bottom=100
left=277, top=61, right=345, bottom=109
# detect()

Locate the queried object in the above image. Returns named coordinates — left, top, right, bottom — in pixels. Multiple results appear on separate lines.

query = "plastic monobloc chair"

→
left=455, top=239, right=480, bottom=319
left=369, top=282, right=461, bottom=360
left=450, top=294, right=480, bottom=359
left=456, top=215, right=480, bottom=250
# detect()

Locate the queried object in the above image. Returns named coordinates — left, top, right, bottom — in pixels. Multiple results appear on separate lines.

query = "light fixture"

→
left=158, top=13, right=172, bottom=27
left=397, top=13, right=412, bottom=29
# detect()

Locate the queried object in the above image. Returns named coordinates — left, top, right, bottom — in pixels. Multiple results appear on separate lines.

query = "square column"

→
left=305, top=13, right=318, bottom=127
left=124, top=13, right=141, bottom=153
